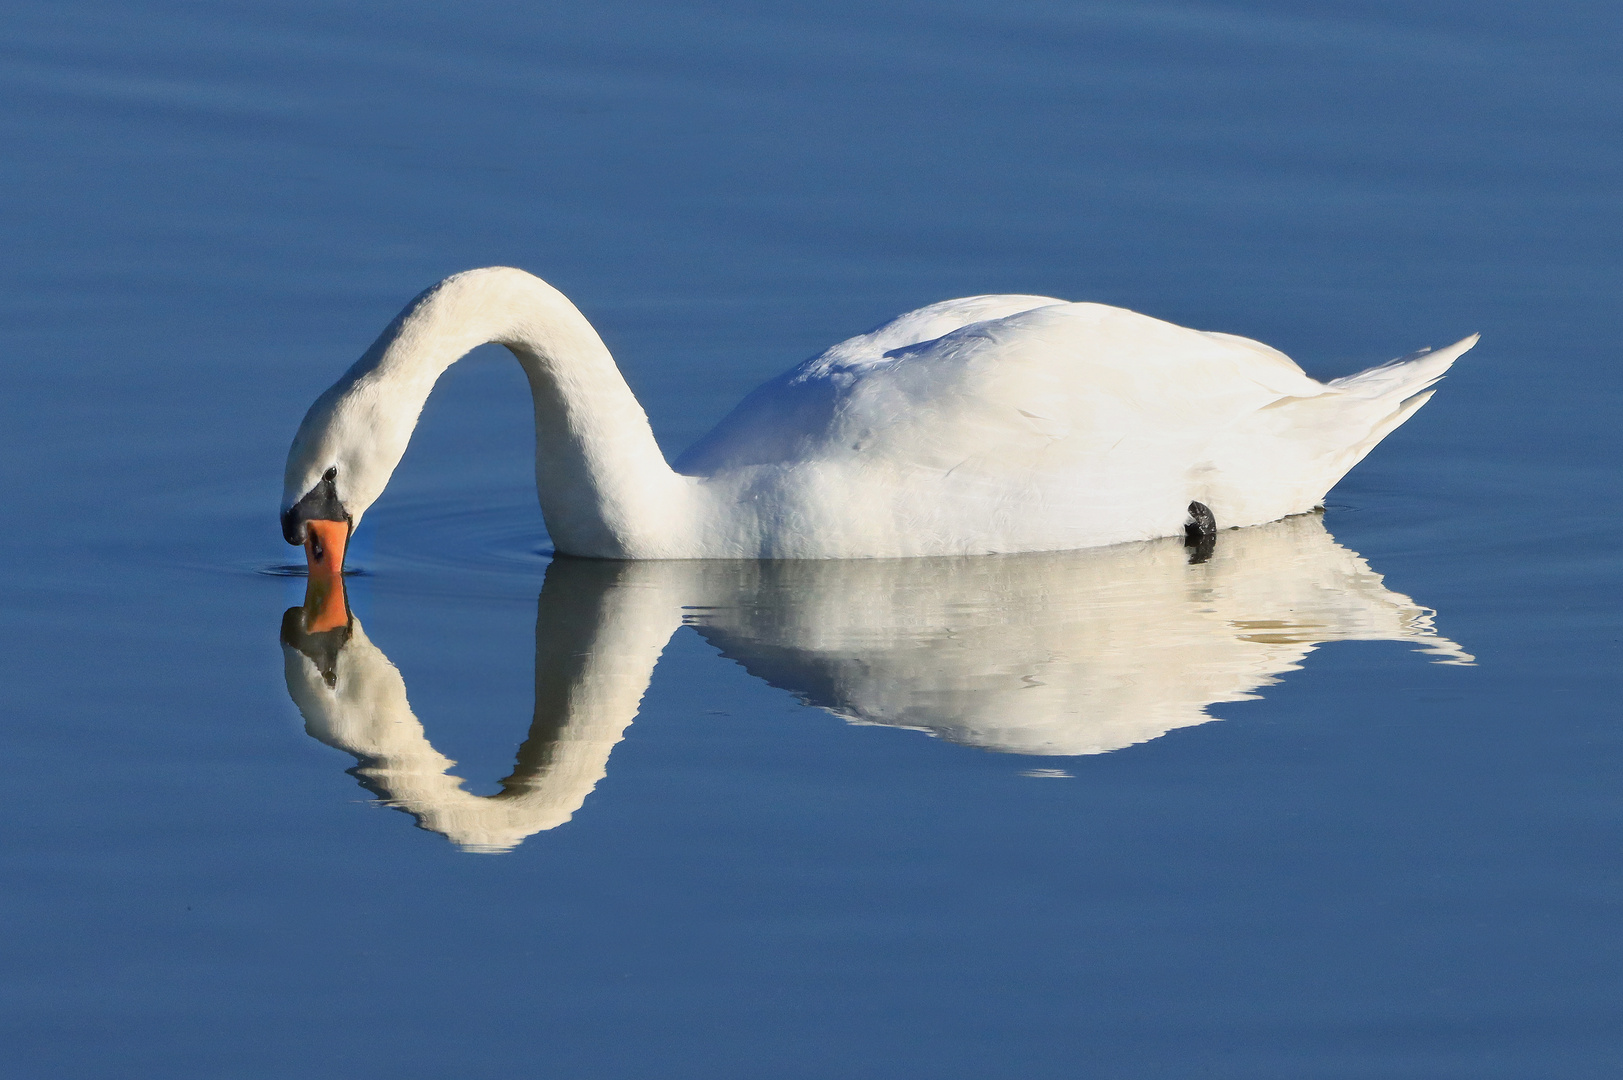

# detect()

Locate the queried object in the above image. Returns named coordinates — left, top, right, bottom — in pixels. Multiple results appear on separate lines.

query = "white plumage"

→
left=282, top=267, right=1474, bottom=559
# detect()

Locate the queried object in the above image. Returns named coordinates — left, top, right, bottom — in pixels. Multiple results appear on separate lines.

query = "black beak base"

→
left=282, top=466, right=349, bottom=545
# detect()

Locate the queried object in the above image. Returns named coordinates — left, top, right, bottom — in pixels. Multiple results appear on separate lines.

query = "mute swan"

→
left=281, top=267, right=1476, bottom=567
left=281, top=514, right=1469, bottom=852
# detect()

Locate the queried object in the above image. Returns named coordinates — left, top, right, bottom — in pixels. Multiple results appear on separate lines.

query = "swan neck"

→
left=371, top=268, right=688, bottom=557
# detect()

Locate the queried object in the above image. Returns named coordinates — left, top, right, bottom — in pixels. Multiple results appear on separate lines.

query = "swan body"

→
left=282, top=267, right=1475, bottom=559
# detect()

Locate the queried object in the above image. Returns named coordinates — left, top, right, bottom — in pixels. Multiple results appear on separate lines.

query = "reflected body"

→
left=282, top=515, right=1468, bottom=852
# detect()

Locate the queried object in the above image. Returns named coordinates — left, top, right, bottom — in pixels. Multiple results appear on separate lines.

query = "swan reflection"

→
left=281, top=514, right=1469, bottom=852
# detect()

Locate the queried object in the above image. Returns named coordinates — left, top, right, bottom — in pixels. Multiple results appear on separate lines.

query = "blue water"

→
left=2, top=1, right=1620, bottom=1076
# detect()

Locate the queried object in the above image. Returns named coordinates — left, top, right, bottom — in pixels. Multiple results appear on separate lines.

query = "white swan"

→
left=281, top=515, right=1469, bottom=852
left=281, top=267, right=1476, bottom=564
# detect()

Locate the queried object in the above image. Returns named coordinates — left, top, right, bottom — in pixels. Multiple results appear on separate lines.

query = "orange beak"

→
left=301, top=519, right=350, bottom=633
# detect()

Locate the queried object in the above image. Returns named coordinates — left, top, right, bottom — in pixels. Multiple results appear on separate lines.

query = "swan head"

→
left=283, top=359, right=422, bottom=576
left=281, top=464, right=351, bottom=580
left=282, top=387, right=385, bottom=578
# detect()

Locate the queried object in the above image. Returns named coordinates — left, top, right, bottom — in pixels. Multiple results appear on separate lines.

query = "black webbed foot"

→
left=1185, top=501, right=1217, bottom=564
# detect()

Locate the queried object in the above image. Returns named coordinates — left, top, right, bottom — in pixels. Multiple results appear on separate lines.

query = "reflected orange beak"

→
left=299, top=571, right=350, bottom=635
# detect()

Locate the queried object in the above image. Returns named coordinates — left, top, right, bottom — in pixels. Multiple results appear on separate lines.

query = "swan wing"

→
left=798, top=302, right=1327, bottom=474
left=675, top=294, right=1066, bottom=473
left=679, top=299, right=1324, bottom=474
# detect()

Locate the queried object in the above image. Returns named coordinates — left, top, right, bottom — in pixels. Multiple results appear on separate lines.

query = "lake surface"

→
left=2, top=1, right=1619, bottom=1076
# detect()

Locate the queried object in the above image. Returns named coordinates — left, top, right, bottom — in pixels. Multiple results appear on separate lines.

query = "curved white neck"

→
left=293, top=267, right=689, bottom=557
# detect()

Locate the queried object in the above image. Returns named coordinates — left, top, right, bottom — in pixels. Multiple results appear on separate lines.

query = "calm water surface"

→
left=2, top=1, right=1620, bottom=1077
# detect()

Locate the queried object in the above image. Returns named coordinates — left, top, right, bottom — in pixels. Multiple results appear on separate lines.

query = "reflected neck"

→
left=281, top=558, right=689, bottom=852
left=353, top=267, right=690, bottom=557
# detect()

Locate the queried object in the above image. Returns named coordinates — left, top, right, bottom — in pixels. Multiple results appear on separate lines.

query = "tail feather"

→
left=1199, top=334, right=1477, bottom=528
left=1354, top=386, right=1437, bottom=461
left=1328, top=333, right=1478, bottom=402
